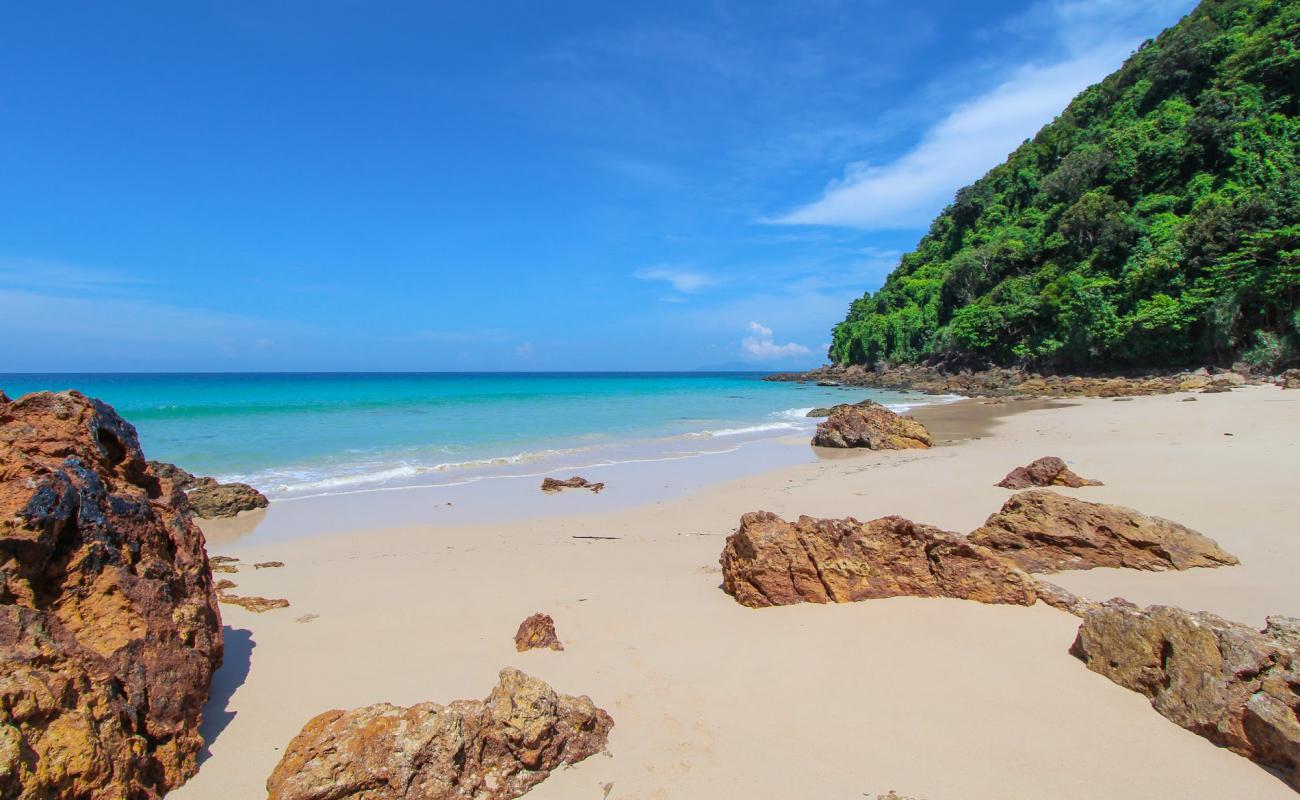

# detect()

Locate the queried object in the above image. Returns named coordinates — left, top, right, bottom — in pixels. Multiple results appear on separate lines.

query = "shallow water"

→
left=0, top=372, right=952, bottom=498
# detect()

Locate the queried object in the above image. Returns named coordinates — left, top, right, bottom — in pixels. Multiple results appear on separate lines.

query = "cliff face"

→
left=0, top=391, right=223, bottom=799
left=830, top=0, right=1299, bottom=372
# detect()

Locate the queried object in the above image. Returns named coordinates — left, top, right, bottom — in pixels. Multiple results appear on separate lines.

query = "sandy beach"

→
left=173, top=386, right=1299, bottom=800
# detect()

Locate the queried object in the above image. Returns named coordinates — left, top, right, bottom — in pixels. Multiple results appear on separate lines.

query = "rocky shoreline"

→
left=765, top=364, right=1300, bottom=398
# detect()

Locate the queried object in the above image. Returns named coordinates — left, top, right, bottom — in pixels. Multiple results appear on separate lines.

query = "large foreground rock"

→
left=1072, top=604, right=1300, bottom=790
left=720, top=511, right=1038, bottom=608
left=996, top=456, right=1101, bottom=489
left=0, top=391, right=223, bottom=798
left=266, top=668, right=613, bottom=800
left=811, top=401, right=932, bottom=450
left=149, top=460, right=269, bottom=518
left=968, top=490, right=1238, bottom=574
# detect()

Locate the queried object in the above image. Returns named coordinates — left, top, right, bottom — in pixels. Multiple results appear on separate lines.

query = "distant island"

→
left=829, top=0, right=1298, bottom=373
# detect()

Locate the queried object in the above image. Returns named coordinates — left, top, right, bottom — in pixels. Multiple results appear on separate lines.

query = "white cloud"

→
left=771, top=0, right=1194, bottom=230
left=633, top=266, right=718, bottom=293
left=741, top=321, right=810, bottom=361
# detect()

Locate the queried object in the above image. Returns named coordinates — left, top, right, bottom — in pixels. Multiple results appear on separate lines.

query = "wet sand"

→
left=176, top=386, right=1299, bottom=800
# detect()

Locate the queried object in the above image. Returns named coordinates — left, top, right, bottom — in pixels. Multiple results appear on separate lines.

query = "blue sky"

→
left=1, top=0, right=1196, bottom=372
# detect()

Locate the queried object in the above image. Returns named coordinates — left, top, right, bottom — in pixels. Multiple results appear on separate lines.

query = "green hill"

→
left=829, top=0, right=1299, bottom=371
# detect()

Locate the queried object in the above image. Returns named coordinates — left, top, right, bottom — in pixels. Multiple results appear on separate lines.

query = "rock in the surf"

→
left=810, top=400, right=932, bottom=450
left=0, top=391, right=223, bottom=798
left=995, top=456, right=1101, bottom=489
left=1071, top=603, right=1300, bottom=789
left=148, top=459, right=269, bottom=518
left=968, top=490, right=1238, bottom=574
left=720, top=511, right=1037, bottom=608
left=266, top=668, right=613, bottom=800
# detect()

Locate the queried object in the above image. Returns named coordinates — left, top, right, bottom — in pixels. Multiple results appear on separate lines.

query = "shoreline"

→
left=179, top=385, right=1299, bottom=799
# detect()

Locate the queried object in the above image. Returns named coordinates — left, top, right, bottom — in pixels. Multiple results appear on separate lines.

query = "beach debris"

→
left=254, top=560, right=285, bottom=569
left=514, top=613, right=564, bottom=652
left=719, top=511, right=1038, bottom=609
left=995, top=456, right=1102, bottom=489
left=572, top=535, right=621, bottom=541
left=968, top=490, right=1238, bottom=574
left=218, top=592, right=291, bottom=613
left=265, top=667, right=613, bottom=800
left=1071, top=603, right=1300, bottom=790
left=0, top=391, right=222, bottom=798
left=541, top=476, right=605, bottom=493
left=295, top=614, right=319, bottom=624
left=810, top=400, right=932, bottom=450
left=1182, top=396, right=1198, bottom=401
left=805, top=406, right=833, bottom=417
left=148, top=459, right=269, bottom=518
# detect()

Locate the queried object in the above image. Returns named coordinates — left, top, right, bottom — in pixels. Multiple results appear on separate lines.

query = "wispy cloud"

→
left=633, top=266, right=718, bottom=293
left=771, top=0, right=1194, bottom=229
left=741, top=321, right=810, bottom=361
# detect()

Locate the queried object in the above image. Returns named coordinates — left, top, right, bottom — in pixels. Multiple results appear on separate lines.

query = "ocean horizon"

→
left=0, top=371, right=950, bottom=499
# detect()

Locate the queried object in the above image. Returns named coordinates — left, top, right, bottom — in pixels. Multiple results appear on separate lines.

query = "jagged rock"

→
left=147, top=459, right=269, bottom=518
left=1072, top=604, right=1300, bottom=790
left=0, top=391, right=222, bottom=798
left=540, top=476, right=604, bottom=493
left=218, top=592, right=290, bottom=613
left=266, top=667, right=613, bottom=800
left=719, top=511, right=1038, bottom=608
left=254, top=561, right=285, bottom=569
left=186, top=478, right=268, bottom=518
left=1033, top=581, right=1113, bottom=618
left=995, top=456, right=1102, bottom=489
left=805, top=407, right=833, bottom=417
left=1281, top=369, right=1300, bottom=389
left=514, top=613, right=563, bottom=652
left=811, top=401, right=932, bottom=450
left=969, top=490, right=1238, bottom=574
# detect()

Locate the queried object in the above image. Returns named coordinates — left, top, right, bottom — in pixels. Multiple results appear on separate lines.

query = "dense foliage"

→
left=830, top=0, right=1300, bottom=370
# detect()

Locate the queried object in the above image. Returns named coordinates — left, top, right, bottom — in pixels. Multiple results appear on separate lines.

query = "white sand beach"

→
left=174, top=386, right=1300, bottom=800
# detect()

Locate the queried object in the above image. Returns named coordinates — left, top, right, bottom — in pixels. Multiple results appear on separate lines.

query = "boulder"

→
left=540, top=476, right=604, bottom=493
left=805, top=407, right=833, bottom=418
left=811, top=401, right=932, bottom=450
left=1282, top=369, right=1300, bottom=389
left=514, top=613, right=563, bottom=652
left=147, top=459, right=269, bottom=518
left=995, top=456, right=1102, bottom=489
left=719, top=511, right=1038, bottom=608
left=0, top=391, right=223, bottom=798
left=266, top=668, right=613, bottom=800
left=1072, top=604, right=1300, bottom=790
left=968, top=490, right=1238, bottom=574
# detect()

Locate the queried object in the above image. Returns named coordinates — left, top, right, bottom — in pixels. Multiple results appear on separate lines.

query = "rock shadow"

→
left=197, top=626, right=255, bottom=765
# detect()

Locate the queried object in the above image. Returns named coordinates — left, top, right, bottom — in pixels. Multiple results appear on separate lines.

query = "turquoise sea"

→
left=0, top=373, right=946, bottom=499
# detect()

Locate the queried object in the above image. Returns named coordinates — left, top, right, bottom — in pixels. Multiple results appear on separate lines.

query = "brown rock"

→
left=995, top=456, right=1102, bottom=489
left=1201, top=384, right=1232, bottom=393
left=218, top=593, right=290, bottom=613
left=186, top=478, right=268, bottom=518
left=0, top=391, right=222, bottom=798
left=148, top=459, right=270, bottom=518
left=265, top=667, right=613, bottom=800
left=805, top=406, right=833, bottom=417
left=719, top=511, right=1038, bottom=608
left=540, top=476, right=605, bottom=493
left=1072, top=604, right=1300, bottom=790
left=969, top=490, right=1238, bottom=574
left=1281, top=369, right=1300, bottom=389
left=514, top=613, right=563, bottom=652
left=254, top=560, right=285, bottom=569
left=811, top=400, right=932, bottom=450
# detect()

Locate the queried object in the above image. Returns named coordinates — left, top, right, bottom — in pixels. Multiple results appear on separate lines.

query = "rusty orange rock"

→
left=811, top=401, right=932, bottom=449
left=514, top=612, right=563, bottom=652
left=719, top=511, right=1038, bottom=608
left=969, top=490, right=1238, bottom=573
left=0, top=391, right=223, bottom=798
left=995, top=456, right=1102, bottom=489
left=266, top=668, right=613, bottom=800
